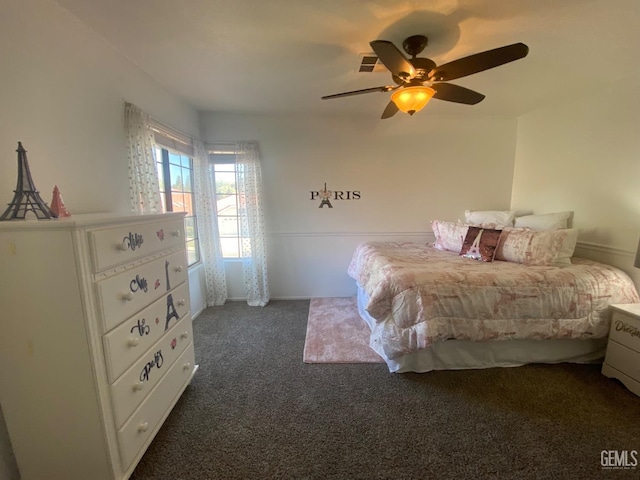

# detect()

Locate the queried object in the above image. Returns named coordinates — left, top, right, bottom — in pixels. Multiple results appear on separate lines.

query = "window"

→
left=154, top=143, right=200, bottom=266
left=207, top=141, right=269, bottom=305
left=210, top=150, right=240, bottom=258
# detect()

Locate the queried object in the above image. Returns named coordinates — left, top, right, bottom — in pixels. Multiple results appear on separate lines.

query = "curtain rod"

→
left=149, top=118, right=194, bottom=146
left=124, top=100, right=197, bottom=145
left=205, top=141, right=239, bottom=147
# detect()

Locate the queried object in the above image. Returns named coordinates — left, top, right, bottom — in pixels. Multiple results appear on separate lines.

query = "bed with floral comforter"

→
left=347, top=241, right=640, bottom=371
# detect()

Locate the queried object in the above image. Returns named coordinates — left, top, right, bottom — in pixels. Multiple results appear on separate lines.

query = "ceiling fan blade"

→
left=321, top=85, right=394, bottom=100
left=381, top=101, right=399, bottom=119
left=370, top=40, right=416, bottom=81
left=432, top=83, right=485, bottom=105
left=429, top=43, right=529, bottom=81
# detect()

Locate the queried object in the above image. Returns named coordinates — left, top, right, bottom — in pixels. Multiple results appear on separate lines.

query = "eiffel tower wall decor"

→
left=0, top=142, right=56, bottom=220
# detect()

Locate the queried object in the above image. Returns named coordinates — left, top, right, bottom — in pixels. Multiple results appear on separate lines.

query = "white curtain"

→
left=193, top=139, right=228, bottom=306
left=124, top=102, right=162, bottom=214
left=235, top=142, right=270, bottom=306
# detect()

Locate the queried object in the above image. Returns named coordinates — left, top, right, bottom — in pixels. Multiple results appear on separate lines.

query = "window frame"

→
left=209, top=148, right=241, bottom=260
left=153, top=129, right=200, bottom=267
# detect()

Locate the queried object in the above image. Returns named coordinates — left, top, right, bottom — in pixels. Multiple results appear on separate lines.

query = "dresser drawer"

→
left=111, top=319, right=193, bottom=428
left=604, top=340, right=640, bottom=382
left=117, top=344, right=195, bottom=470
left=609, top=311, right=640, bottom=353
left=88, top=216, right=185, bottom=271
left=97, top=249, right=188, bottom=332
left=103, top=283, right=190, bottom=383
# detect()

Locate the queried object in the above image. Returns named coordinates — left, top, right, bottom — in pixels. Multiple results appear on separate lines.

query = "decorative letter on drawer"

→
left=103, top=283, right=191, bottom=383
left=97, top=250, right=188, bottom=332
left=110, top=320, right=193, bottom=428
left=609, top=313, right=640, bottom=353
left=89, top=218, right=185, bottom=271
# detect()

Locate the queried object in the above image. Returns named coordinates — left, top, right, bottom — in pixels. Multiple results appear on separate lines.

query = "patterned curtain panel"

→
left=194, top=139, right=228, bottom=306
left=235, top=142, right=270, bottom=307
left=124, top=102, right=162, bottom=214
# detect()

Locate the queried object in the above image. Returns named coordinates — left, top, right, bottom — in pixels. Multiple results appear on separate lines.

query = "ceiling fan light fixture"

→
left=390, top=86, right=435, bottom=115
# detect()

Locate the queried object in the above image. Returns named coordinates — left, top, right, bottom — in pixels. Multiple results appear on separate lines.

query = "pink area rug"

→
left=303, top=297, right=384, bottom=364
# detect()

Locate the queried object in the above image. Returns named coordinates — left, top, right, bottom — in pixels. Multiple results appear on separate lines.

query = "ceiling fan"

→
left=321, top=35, right=529, bottom=119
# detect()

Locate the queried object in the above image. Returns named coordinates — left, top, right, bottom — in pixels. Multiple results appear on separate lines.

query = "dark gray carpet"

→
left=131, top=300, right=640, bottom=480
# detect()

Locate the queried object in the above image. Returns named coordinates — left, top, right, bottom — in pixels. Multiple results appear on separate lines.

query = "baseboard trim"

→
left=225, top=296, right=314, bottom=302
left=268, top=231, right=431, bottom=238
left=575, top=241, right=634, bottom=257
left=202, top=297, right=338, bottom=303
left=265, top=233, right=632, bottom=256
left=574, top=240, right=639, bottom=291
left=270, top=296, right=313, bottom=300
left=191, top=305, right=206, bottom=321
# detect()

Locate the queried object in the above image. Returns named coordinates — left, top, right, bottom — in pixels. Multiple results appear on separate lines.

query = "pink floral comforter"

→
left=347, top=241, right=640, bottom=360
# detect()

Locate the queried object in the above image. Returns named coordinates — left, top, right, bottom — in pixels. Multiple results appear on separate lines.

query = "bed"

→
left=347, top=229, right=640, bottom=373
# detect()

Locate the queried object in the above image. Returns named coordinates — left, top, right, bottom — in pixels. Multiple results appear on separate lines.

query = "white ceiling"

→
left=56, top=0, right=640, bottom=118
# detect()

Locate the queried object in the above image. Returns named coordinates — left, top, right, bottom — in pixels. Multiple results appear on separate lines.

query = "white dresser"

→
left=602, top=304, right=640, bottom=397
left=0, top=213, right=197, bottom=480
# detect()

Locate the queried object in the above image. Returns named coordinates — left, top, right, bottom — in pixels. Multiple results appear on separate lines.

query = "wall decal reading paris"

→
left=310, top=182, right=360, bottom=209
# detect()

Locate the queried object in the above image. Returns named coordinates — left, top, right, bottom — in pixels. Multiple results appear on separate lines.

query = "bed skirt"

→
left=356, top=287, right=607, bottom=373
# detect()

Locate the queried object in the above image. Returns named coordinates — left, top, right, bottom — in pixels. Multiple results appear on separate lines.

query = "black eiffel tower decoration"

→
left=0, top=142, right=55, bottom=220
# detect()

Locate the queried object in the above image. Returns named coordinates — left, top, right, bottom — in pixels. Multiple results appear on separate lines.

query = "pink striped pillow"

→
left=495, top=227, right=579, bottom=266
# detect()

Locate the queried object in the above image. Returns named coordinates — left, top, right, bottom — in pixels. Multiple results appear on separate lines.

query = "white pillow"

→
left=464, top=210, right=515, bottom=227
left=514, top=211, right=572, bottom=231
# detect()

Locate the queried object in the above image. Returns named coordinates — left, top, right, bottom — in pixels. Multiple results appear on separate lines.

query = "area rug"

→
left=303, top=297, right=384, bottom=364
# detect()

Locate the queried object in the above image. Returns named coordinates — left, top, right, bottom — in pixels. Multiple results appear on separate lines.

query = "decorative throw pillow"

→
left=495, top=227, right=579, bottom=266
left=459, top=227, right=502, bottom=262
left=431, top=220, right=468, bottom=253
left=514, top=211, right=573, bottom=231
left=464, top=210, right=516, bottom=227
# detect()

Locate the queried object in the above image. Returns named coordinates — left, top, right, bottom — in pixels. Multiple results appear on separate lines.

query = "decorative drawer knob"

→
left=116, top=242, right=128, bottom=251
left=171, top=230, right=181, bottom=238
left=174, top=265, right=184, bottom=273
left=180, top=331, right=189, bottom=339
left=127, top=337, right=140, bottom=347
left=122, top=292, right=134, bottom=301
left=138, top=422, right=149, bottom=433
left=177, top=299, right=186, bottom=307
left=133, top=382, right=144, bottom=392
left=183, top=362, right=191, bottom=371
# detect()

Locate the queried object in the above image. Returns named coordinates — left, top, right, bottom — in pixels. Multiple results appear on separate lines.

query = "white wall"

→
left=0, top=1, right=203, bottom=478
left=0, top=1, right=199, bottom=216
left=511, top=71, right=640, bottom=282
left=200, top=111, right=519, bottom=298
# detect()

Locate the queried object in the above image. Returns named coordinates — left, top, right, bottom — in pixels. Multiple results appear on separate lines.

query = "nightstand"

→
left=602, top=304, right=640, bottom=396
